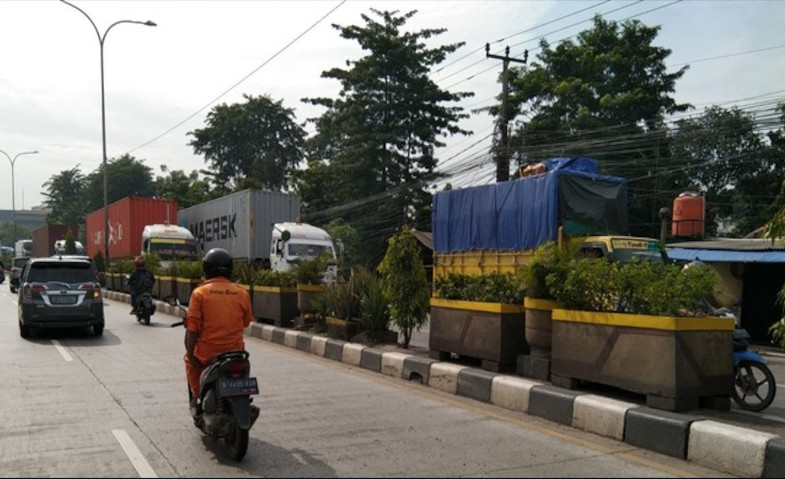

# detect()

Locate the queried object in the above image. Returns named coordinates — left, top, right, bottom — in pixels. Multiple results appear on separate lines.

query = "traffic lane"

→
left=0, top=290, right=178, bottom=477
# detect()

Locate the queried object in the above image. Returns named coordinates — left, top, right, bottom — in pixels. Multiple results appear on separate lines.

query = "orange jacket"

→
left=185, top=277, right=254, bottom=363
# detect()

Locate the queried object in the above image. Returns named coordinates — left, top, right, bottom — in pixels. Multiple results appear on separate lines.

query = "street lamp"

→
left=0, top=150, right=39, bottom=244
left=61, top=0, right=156, bottom=262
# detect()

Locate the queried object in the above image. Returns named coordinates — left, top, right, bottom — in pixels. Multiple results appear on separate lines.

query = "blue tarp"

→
left=667, top=248, right=785, bottom=263
left=432, top=157, right=627, bottom=253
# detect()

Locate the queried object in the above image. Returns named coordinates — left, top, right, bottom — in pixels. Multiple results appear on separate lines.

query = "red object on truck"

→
left=85, top=197, right=178, bottom=260
left=31, top=224, right=76, bottom=257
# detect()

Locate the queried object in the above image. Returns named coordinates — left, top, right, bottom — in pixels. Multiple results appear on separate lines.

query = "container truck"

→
left=85, top=197, right=181, bottom=260
left=140, top=224, right=197, bottom=264
left=15, top=239, right=32, bottom=258
left=32, top=224, right=81, bottom=257
left=431, top=157, right=664, bottom=279
left=178, top=189, right=336, bottom=271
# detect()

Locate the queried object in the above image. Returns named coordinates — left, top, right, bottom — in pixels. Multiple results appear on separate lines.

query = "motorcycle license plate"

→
left=218, top=377, right=259, bottom=396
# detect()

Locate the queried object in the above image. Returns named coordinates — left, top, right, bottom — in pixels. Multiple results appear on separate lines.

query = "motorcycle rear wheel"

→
left=225, top=417, right=249, bottom=461
left=732, top=360, right=776, bottom=412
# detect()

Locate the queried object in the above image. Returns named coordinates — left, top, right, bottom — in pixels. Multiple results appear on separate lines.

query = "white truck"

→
left=271, top=221, right=338, bottom=277
left=177, top=189, right=337, bottom=273
left=141, top=224, right=198, bottom=265
left=53, top=240, right=86, bottom=255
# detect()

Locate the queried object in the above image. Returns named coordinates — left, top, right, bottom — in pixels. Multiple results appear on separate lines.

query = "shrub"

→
left=359, top=273, right=391, bottom=332
left=434, top=271, right=525, bottom=304
left=293, top=253, right=331, bottom=285
left=253, top=268, right=296, bottom=288
left=173, top=260, right=203, bottom=279
left=518, top=240, right=581, bottom=300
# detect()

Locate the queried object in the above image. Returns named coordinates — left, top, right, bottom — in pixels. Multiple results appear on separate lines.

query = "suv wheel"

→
left=10, top=286, right=16, bottom=294
left=93, top=324, right=104, bottom=337
left=19, top=321, right=30, bottom=338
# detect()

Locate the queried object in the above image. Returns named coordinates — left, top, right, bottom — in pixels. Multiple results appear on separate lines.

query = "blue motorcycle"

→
left=731, top=320, right=776, bottom=411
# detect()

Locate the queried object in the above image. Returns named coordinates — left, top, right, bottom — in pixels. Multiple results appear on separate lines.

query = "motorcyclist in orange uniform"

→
left=184, top=248, right=254, bottom=414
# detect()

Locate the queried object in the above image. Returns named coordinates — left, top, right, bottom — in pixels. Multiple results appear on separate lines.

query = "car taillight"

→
left=24, top=283, right=46, bottom=300
left=79, top=283, right=101, bottom=299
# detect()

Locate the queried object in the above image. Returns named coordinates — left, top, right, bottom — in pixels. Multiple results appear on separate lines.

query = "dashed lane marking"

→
left=112, top=429, right=158, bottom=478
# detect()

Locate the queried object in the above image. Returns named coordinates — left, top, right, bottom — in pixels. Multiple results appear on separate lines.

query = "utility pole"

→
left=486, top=44, right=527, bottom=182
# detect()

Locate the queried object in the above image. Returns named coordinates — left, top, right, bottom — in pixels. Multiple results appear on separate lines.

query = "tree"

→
left=42, top=166, right=87, bottom=227
left=188, top=94, right=305, bottom=192
left=503, top=15, right=689, bottom=237
left=669, top=105, right=784, bottom=236
left=0, top=223, right=30, bottom=248
left=377, top=227, right=429, bottom=348
left=82, top=154, right=156, bottom=212
left=64, top=228, right=77, bottom=254
left=300, top=9, right=471, bottom=265
left=154, top=166, right=213, bottom=209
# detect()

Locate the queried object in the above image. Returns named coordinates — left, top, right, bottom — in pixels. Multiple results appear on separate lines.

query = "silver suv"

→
left=14, top=256, right=104, bottom=338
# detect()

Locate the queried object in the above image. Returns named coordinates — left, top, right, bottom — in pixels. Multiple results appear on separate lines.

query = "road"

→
left=0, top=286, right=740, bottom=477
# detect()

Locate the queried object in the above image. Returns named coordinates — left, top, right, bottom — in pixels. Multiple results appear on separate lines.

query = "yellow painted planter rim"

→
left=524, top=297, right=561, bottom=310
left=430, top=297, right=524, bottom=314
left=254, top=285, right=297, bottom=293
left=175, top=277, right=202, bottom=283
left=552, top=308, right=735, bottom=331
left=326, top=316, right=351, bottom=325
left=157, top=275, right=175, bottom=280
left=297, top=284, right=323, bottom=292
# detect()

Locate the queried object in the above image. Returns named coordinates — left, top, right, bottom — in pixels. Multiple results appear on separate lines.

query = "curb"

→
left=105, top=290, right=785, bottom=477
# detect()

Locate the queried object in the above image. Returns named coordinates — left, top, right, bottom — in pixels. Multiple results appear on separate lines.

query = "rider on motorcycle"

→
left=184, top=248, right=254, bottom=414
left=128, top=256, right=155, bottom=315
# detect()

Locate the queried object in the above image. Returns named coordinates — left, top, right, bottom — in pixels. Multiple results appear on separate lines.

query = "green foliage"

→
left=0, top=223, right=30, bottom=248
left=298, top=9, right=471, bottom=266
left=92, top=250, right=105, bottom=273
left=548, top=258, right=717, bottom=316
left=377, top=228, right=429, bottom=348
left=770, top=281, right=785, bottom=348
left=188, top=94, right=305, bottom=192
left=43, top=166, right=87, bottom=227
left=325, top=218, right=360, bottom=275
left=434, top=272, right=525, bottom=304
left=143, top=253, right=161, bottom=275
left=253, top=268, right=296, bottom=288
left=360, top=275, right=391, bottom=332
left=518, top=241, right=581, bottom=300
left=108, top=260, right=135, bottom=274
left=153, top=166, right=212, bottom=209
left=82, top=154, right=156, bottom=212
left=64, top=229, right=76, bottom=255
left=293, top=254, right=331, bottom=285
left=173, top=260, right=203, bottom=279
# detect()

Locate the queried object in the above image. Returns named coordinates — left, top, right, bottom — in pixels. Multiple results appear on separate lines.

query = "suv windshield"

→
left=26, top=262, right=96, bottom=283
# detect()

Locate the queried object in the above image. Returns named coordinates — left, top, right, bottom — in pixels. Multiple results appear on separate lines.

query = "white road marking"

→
left=112, top=429, right=158, bottom=478
left=50, top=340, right=73, bottom=362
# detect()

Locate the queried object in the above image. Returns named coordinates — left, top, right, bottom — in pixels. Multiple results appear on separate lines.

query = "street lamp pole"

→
left=61, top=0, right=156, bottom=263
left=0, top=150, right=39, bottom=245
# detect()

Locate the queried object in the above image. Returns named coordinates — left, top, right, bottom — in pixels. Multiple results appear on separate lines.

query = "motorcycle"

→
left=135, top=290, right=156, bottom=325
left=713, top=308, right=777, bottom=411
left=170, top=299, right=260, bottom=460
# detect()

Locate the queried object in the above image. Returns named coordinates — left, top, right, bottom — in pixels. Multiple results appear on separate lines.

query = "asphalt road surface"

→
left=0, top=287, right=740, bottom=477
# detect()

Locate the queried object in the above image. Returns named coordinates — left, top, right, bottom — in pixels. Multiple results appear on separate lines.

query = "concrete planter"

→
left=326, top=316, right=360, bottom=341
left=158, top=276, right=175, bottom=302
left=551, top=308, right=735, bottom=412
left=176, top=277, right=202, bottom=305
left=252, top=286, right=298, bottom=327
left=297, top=283, right=323, bottom=315
left=518, top=297, right=561, bottom=380
left=429, top=298, right=527, bottom=372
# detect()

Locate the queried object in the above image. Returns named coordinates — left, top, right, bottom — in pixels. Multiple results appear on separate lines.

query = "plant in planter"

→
left=321, top=273, right=362, bottom=340
left=293, top=254, right=332, bottom=315
left=378, top=228, right=430, bottom=349
left=252, top=268, right=298, bottom=327
left=173, top=260, right=203, bottom=305
left=547, top=256, right=734, bottom=411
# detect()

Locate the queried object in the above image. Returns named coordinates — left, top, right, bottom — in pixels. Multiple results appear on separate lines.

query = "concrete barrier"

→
left=284, top=330, right=298, bottom=349
left=261, top=324, right=275, bottom=342
left=688, top=420, right=777, bottom=478
left=271, top=328, right=286, bottom=345
left=295, top=332, right=313, bottom=352
left=403, top=356, right=438, bottom=384
left=572, top=394, right=637, bottom=441
left=324, top=339, right=345, bottom=362
left=360, top=348, right=384, bottom=372
left=624, top=407, right=699, bottom=459
left=457, top=368, right=496, bottom=403
left=490, top=376, right=542, bottom=413
left=529, top=385, right=582, bottom=426
left=428, top=362, right=467, bottom=394
left=310, top=336, right=328, bottom=357
left=381, top=352, right=410, bottom=378
left=342, top=343, right=364, bottom=366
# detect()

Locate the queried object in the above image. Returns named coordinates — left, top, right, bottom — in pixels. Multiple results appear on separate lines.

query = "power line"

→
left=126, top=0, right=346, bottom=155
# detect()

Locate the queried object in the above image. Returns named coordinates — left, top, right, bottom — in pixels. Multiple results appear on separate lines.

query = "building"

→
left=667, top=238, right=785, bottom=344
left=0, top=208, right=50, bottom=238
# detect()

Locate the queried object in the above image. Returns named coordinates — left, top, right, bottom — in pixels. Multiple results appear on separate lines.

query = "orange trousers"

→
left=184, top=354, right=204, bottom=398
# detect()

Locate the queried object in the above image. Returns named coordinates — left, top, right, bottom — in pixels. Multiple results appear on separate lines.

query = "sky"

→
left=1, top=0, right=784, bottom=212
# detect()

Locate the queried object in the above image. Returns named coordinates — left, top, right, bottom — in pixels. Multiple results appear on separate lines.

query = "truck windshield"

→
left=610, top=248, right=668, bottom=263
left=286, top=243, right=334, bottom=260
left=150, top=242, right=198, bottom=261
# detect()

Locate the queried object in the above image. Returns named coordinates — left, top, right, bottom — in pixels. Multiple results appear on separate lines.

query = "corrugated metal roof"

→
left=667, top=248, right=785, bottom=263
left=668, top=238, right=785, bottom=251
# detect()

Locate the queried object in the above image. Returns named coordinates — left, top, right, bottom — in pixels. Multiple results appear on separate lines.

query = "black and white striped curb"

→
left=104, top=290, right=785, bottom=478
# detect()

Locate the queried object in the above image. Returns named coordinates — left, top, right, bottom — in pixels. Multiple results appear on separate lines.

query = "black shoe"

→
left=189, top=398, right=201, bottom=418
left=129, top=310, right=136, bottom=315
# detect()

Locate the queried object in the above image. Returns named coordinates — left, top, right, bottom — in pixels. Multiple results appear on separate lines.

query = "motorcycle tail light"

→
left=229, top=361, right=248, bottom=378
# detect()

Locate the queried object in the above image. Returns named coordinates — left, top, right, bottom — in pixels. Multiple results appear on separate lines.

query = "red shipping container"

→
left=31, top=224, right=76, bottom=257
left=85, top=197, right=178, bottom=260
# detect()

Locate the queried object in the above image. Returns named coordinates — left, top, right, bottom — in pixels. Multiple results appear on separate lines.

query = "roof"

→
left=667, top=238, right=785, bottom=263
left=412, top=230, right=433, bottom=251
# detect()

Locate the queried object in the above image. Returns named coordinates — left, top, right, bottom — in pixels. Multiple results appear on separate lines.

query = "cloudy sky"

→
left=1, top=0, right=784, bottom=211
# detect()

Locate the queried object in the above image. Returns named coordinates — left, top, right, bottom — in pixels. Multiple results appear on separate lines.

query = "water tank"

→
left=671, top=192, right=705, bottom=238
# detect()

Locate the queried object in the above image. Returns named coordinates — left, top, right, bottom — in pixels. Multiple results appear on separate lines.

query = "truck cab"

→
left=270, top=221, right=337, bottom=279
left=141, top=224, right=198, bottom=266
left=53, top=240, right=86, bottom=256
left=576, top=235, right=668, bottom=263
